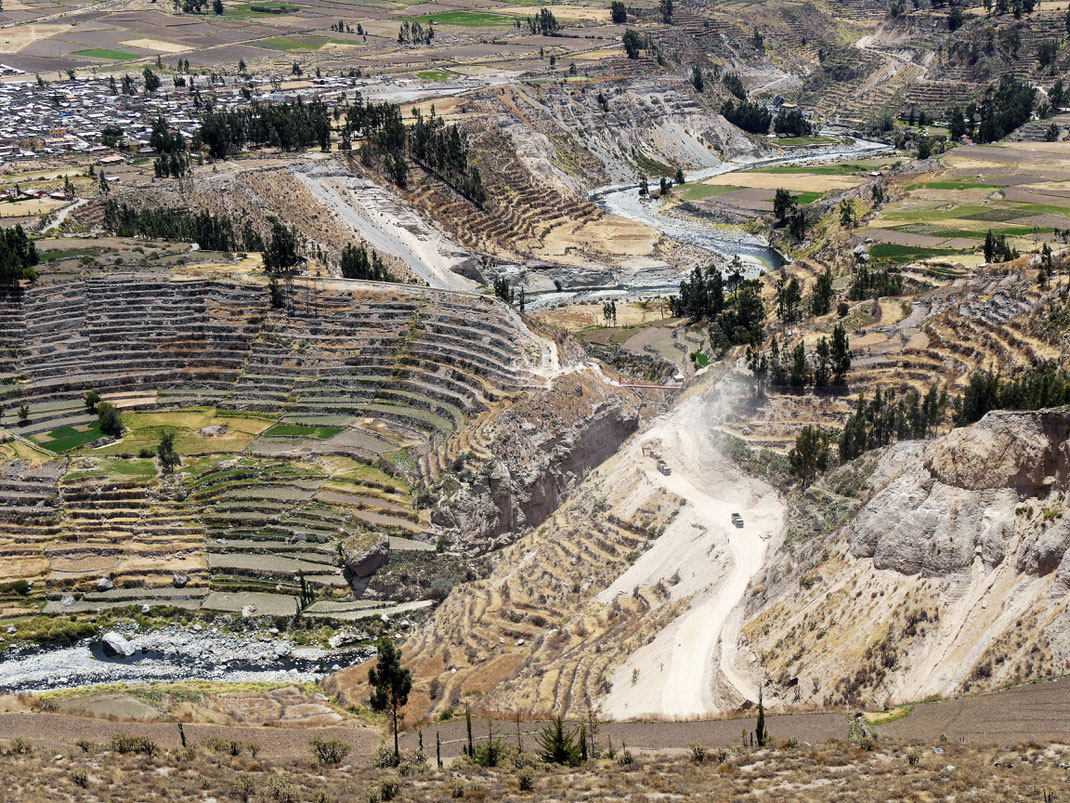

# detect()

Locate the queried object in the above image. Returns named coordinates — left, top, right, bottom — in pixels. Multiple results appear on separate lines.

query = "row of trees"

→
left=194, top=97, right=332, bottom=159
left=339, top=242, right=391, bottom=281
left=721, top=98, right=772, bottom=134
left=103, top=201, right=239, bottom=251
left=955, top=361, right=1070, bottom=425
left=754, top=325, right=852, bottom=391
left=838, top=384, right=947, bottom=463
left=342, top=98, right=486, bottom=204
left=793, top=361, right=1070, bottom=484
left=946, top=76, right=1036, bottom=144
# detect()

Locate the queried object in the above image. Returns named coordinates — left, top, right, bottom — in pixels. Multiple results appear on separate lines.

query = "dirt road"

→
left=597, top=370, right=784, bottom=719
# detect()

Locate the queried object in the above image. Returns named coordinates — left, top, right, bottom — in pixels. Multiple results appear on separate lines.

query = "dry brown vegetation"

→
left=2, top=731, right=1069, bottom=802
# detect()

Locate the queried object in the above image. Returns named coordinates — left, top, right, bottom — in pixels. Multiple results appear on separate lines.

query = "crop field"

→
left=32, top=422, right=103, bottom=453
left=71, top=48, right=139, bottom=61
left=263, top=423, right=344, bottom=440
left=861, top=142, right=1070, bottom=255
left=93, top=409, right=277, bottom=457
left=401, top=11, right=514, bottom=26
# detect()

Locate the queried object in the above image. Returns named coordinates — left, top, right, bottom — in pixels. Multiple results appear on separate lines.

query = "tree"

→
left=948, top=106, right=967, bottom=141
left=691, top=65, right=704, bottom=93
left=773, top=188, right=797, bottom=223
left=1045, top=122, right=1060, bottom=142
left=367, top=636, right=413, bottom=762
left=610, top=0, right=627, bottom=22
left=839, top=198, right=858, bottom=229
left=814, top=336, right=831, bottom=387
left=789, top=342, right=809, bottom=387
left=536, top=717, right=582, bottom=766
left=789, top=209, right=809, bottom=240
left=84, top=391, right=101, bottom=413
left=622, top=28, right=642, bottom=59
left=789, top=425, right=831, bottom=484
left=97, top=402, right=122, bottom=438
left=675, top=167, right=685, bottom=185
left=17, top=405, right=29, bottom=424
left=213, top=0, right=223, bottom=13
left=810, top=268, right=834, bottom=316
left=659, top=0, right=673, bottom=23
left=268, top=274, right=284, bottom=309
left=755, top=687, right=767, bottom=747
left=142, top=67, right=161, bottom=94
left=238, top=58, right=246, bottom=73
left=916, top=135, right=931, bottom=160
left=158, top=431, right=180, bottom=473
left=831, top=322, right=852, bottom=383
left=262, top=219, right=300, bottom=273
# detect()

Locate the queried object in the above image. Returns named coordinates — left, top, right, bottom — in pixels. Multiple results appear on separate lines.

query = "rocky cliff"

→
left=742, top=410, right=1070, bottom=710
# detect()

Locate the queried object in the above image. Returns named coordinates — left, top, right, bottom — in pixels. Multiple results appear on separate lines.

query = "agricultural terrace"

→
left=0, top=270, right=546, bottom=635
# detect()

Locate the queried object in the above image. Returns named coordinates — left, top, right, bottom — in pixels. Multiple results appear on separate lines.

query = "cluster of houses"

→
left=0, top=73, right=362, bottom=164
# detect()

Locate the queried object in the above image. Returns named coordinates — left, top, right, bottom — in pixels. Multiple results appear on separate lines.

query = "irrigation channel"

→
left=0, top=627, right=374, bottom=693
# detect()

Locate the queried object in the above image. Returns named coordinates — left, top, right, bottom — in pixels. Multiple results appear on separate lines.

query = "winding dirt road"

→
left=597, top=371, right=784, bottom=719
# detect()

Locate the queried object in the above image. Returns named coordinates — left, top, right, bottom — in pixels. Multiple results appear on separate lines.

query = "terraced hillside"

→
left=0, top=270, right=558, bottom=624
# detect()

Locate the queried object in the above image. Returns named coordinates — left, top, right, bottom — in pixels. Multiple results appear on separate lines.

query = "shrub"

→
left=689, top=743, right=708, bottom=762
left=450, top=779, right=465, bottom=798
left=379, top=776, right=401, bottom=801
left=70, top=767, right=89, bottom=788
left=310, top=737, right=351, bottom=766
left=714, top=747, right=730, bottom=763
left=110, top=734, right=157, bottom=756
left=267, top=775, right=298, bottom=803
left=859, top=737, right=875, bottom=751
left=518, top=765, right=534, bottom=791
left=230, top=773, right=257, bottom=802
left=372, top=743, right=399, bottom=768
left=75, top=739, right=96, bottom=753
left=907, top=751, right=919, bottom=765
left=203, top=736, right=244, bottom=756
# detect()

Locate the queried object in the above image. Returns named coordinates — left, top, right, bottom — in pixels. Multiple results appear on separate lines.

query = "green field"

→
left=39, top=247, right=101, bottom=263
left=774, top=136, right=839, bottom=146
left=225, top=2, right=299, bottom=16
left=416, top=69, right=450, bottom=81
left=760, top=163, right=879, bottom=175
left=679, top=184, right=740, bottom=201
left=909, top=179, right=999, bottom=191
left=869, top=243, right=962, bottom=264
left=67, top=458, right=158, bottom=482
left=403, top=11, right=513, bottom=26
left=765, top=190, right=824, bottom=206
left=72, top=48, right=139, bottom=61
left=34, top=422, right=105, bottom=453
left=264, top=423, right=345, bottom=440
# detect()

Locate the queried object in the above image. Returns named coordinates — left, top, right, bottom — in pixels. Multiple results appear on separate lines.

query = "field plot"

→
left=862, top=142, right=1070, bottom=256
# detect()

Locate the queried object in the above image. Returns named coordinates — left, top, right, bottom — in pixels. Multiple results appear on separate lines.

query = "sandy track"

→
left=598, top=370, right=784, bottom=719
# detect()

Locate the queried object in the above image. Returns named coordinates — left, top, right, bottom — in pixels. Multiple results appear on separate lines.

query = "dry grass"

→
left=0, top=736, right=1067, bottom=801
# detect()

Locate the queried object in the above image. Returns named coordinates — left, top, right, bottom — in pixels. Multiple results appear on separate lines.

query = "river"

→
left=588, top=135, right=891, bottom=276
left=0, top=626, right=373, bottom=693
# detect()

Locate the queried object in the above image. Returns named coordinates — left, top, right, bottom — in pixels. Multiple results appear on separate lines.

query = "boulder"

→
left=172, top=572, right=189, bottom=588
left=96, top=576, right=113, bottom=591
left=100, top=632, right=135, bottom=658
left=341, top=534, right=390, bottom=579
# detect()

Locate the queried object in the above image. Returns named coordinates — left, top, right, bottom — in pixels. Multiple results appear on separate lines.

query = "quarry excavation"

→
left=2, top=0, right=1070, bottom=798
